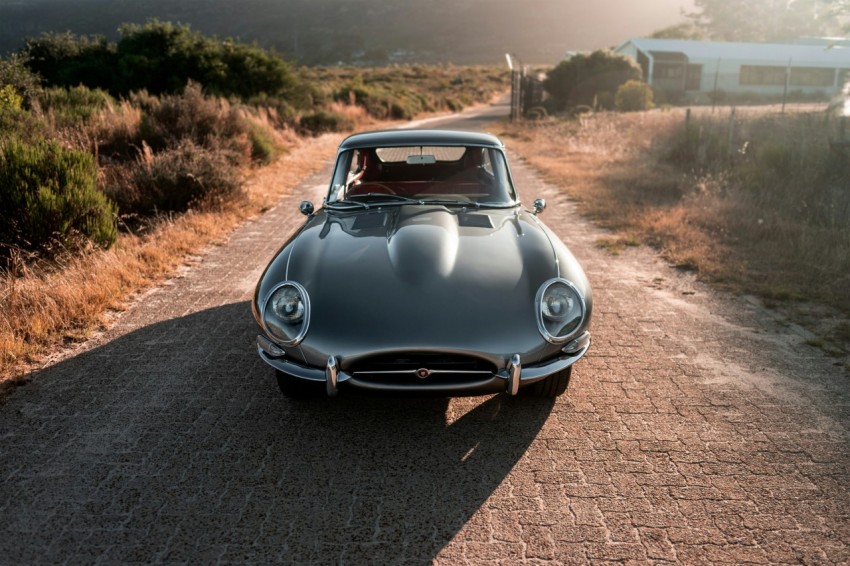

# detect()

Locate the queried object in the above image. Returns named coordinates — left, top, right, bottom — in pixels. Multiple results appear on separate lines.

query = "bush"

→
left=299, top=110, right=353, bottom=135
left=23, top=21, right=310, bottom=104
left=0, top=55, right=42, bottom=106
left=136, top=82, right=249, bottom=158
left=247, top=123, right=281, bottom=165
left=0, top=85, right=22, bottom=111
left=23, top=32, right=117, bottom=93
left=38, top=85, right=114, bottom=127
left=131, top=141, right=243, bottom=213
left=615, top=81, right=654, bottom=112
left=544, top=50, right=642, bottom=111
left=0, top=139, right=117, bottom=262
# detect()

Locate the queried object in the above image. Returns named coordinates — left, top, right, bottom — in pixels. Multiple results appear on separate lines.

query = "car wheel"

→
left=275, top=370, right=320, bottom=398
left=524, top=366, right=572, bottom=398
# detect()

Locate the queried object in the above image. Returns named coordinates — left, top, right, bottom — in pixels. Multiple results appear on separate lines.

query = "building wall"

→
left=615, top=40, right=850, bottom=101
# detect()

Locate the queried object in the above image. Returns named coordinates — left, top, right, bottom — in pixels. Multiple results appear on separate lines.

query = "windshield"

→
left=326, top=145, right=517, bottom=207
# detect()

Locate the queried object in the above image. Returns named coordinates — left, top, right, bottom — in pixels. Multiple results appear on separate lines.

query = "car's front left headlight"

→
left=535, top=278, right=585, bottom=343
left=262, top=282, right=310, bottom=346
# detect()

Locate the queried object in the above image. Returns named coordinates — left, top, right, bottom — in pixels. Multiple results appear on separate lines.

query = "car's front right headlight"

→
left=262, top=282, right=310, bottom=346
left=535, top=278, right=585, bottom=343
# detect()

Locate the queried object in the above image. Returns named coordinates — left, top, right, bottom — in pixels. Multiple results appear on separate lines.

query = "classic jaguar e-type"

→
left=252, top=129, right=591, bottom=398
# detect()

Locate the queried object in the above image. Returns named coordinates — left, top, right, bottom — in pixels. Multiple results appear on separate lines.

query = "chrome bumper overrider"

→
left=257, top=331, right=591, bottom=397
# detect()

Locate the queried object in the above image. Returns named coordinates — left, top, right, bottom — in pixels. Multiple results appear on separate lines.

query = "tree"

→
left=543, top=50, right=642, bottom=111
left=615, top=80, right=654, bottom=112
left=650, top=23, right=705, bottom=40
left=686, top=0, right=842, bottom=42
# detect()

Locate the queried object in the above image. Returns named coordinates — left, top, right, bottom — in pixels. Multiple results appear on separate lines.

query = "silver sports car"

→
left=252, top=129, right=592, bottom=398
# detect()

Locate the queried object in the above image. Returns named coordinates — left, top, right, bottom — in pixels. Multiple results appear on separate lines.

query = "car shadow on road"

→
left=3, top=301, right=552, bottom=562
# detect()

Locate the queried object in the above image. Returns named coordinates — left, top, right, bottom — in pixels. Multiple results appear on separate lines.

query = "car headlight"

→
left=535, top=278, right=585, bottom=343
left=262, top=282, right=310, bottom=346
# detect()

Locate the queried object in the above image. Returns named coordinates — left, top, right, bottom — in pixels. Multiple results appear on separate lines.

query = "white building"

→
left=614, top=38, right=850, bottom=101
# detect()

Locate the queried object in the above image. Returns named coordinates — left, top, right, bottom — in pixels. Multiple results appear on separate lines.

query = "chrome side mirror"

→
left=299, top=200, right=315, bottom=216
left=532, top=198, right=546, bottom=215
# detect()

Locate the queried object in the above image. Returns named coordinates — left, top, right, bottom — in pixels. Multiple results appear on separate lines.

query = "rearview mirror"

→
left=532, top=198, right=546, bottom=215
left=406, top=155, right=437, bottom=165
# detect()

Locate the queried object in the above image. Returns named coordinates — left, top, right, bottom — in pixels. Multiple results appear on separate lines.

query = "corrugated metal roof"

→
left=616, top=38, right=850, bottom=66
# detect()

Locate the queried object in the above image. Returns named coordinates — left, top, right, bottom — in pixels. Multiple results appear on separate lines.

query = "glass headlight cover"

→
left=535, top=278, right=585, bottom=343
left=262, top=282, right=310, bottom=346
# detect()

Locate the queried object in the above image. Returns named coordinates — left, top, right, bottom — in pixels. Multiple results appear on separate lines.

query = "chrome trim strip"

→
left=520, top=341, right=590, bottom=382
left=351, top=369, right=493, bottom=376
left=257, top=345, right=326, bottom=382
left=507, top=354, right=521, bottom=396
left=346, top=376, right=504, bottom=394
left=257, top=338, right=590, bottom=392
left=326, top=356, right=339, bottom=397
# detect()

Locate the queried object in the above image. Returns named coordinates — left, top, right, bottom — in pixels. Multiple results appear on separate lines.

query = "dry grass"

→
left=501, top=106, right=850, bottom=360
left=0, top=132, right=341, bottom=383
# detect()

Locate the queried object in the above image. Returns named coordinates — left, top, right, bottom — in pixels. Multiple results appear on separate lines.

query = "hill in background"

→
left=0, top=0, right=689, bottom=65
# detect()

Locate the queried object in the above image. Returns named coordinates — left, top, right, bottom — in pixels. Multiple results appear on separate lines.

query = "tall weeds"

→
left=504, top=107, right=850, bottom=316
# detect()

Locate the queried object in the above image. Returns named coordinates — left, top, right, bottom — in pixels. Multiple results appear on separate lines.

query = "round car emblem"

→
left=416, top=368, right=431, bottom=379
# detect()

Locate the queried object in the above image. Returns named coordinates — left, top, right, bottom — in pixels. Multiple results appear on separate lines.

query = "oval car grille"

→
left=350, top=352, right=497, bottom=386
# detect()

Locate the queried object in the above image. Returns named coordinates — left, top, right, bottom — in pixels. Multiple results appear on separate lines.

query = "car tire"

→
left=275, top=370, right=320, bottom=398
left=525, top=366, right=572, bottom=398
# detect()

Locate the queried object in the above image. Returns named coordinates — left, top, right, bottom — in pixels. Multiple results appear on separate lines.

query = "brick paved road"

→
left=1, top=107, right=849, bottom=564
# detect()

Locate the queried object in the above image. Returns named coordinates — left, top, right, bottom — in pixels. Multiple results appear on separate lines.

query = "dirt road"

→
left=1, top=105, right=848, bottom=564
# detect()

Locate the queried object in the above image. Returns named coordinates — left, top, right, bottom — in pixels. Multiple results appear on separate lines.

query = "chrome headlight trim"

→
left=261, top=281, right=311, bottom=347
left=535, top=278, right=586, bottom=344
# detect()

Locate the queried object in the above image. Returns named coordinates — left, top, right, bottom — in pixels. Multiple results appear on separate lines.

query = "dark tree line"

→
left=22, top=21, right=305, bottom=101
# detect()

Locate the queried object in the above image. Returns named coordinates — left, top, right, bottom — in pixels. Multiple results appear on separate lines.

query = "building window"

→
left=655, top=62, right=684, bottom=79
left=790, top=67, right=835, bottom=87
left=740, top=65, right=786, bottom=86
left=686, top=64, right=702, bottom=91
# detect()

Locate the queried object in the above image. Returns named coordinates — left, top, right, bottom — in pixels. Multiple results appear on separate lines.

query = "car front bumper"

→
left=256, top=331, right=591, bottom=397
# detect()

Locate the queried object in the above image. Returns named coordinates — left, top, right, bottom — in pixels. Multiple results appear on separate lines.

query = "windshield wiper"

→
left=347, top=193, right=424, bottom=205
left=325, top=199, right=370, bottom=210
left=419, top=199, right=481, bottom=209
left=474, top=201, right=521, bottom=209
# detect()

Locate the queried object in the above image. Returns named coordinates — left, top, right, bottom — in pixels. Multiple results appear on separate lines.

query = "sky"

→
left=541, top=0, right=695, bottom=50
left=0, top=0, right=698, bottom=63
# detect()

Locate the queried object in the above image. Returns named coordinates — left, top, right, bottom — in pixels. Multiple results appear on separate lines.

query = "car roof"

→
left=338, top=129, right=505, bottom=151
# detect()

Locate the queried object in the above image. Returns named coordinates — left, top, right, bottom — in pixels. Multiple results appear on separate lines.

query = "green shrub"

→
left=299, top=110, right=353, bottom=135
left=615, top=80, right=654, bottom=112
left=0, top=85, right=22, bottom=111
left=131, top=141, right=243, bottom=213
left=137, top=82, right=249, bottom=158
left=38, top=85, right=114, bottom=127
left=0, top=55, right=43, bottom=106
left=0, top=139, right=117, bottom=261
left=247, top=124, right=281, bottom=165
left=544, top=50, right=642, bottom=111
left=23, top=21, right=310, bottom=104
